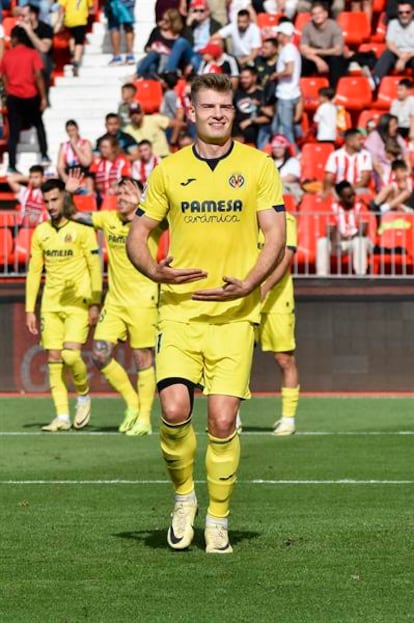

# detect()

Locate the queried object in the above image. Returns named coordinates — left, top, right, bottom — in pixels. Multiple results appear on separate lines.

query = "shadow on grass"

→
left=113, top=527, right=260, bottom=551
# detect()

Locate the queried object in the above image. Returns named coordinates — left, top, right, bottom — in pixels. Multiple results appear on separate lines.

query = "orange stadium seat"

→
left=0, top=228, right=13, bottom=266
left=375, top=76, right=411, bottom=110
left=134, top=79, right=163, bottom=114
left=372, top=0, right=386, bottom=11
left=373, top=212, right=414, bottom=274
left=294, top=194, right=332, bottom=272
left=301, top=143, right=334, bottom=183
left=256, top=12, right=281, bottom=38
left=357, top=109, right=382, bottom=130
left=283, top=194, right=298, bottom=214
left=300, top=77, right=330, bottom=112
left=294, top=12, right=311, bottom=35
left=337, top=12, right=371, bottom=47
left=358, top=42, right=386, bottom=58
left=335, top=77, right=372, bottom=110
left=14, top=227, right=34, bottom=265
left=73, top=194, right=97, bottom=212
left=371, top=12, right=387, bottom=43
left=0, top=210, right=19, bottom=227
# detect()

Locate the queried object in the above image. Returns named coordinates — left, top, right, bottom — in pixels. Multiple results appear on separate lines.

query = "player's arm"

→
left=81, top=227, right=102, bottom=324
left=127, top=213, right=208, bottom=284
left=25, top=230, right=44, bottom=335
left=192, top=207, right=286, bottom=301
left=261, top=247, right=294, bottom=301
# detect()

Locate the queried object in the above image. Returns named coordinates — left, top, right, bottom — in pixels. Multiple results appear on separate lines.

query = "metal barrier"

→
left=1, top=209, right=414, bottom=278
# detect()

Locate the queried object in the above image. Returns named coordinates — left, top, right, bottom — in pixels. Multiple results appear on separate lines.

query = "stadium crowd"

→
left=0, top=0, right=414, bottom=276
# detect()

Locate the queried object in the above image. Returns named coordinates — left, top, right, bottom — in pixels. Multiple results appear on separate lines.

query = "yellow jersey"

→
left=25, top=219, right=102, bottom=313
left=261, top=212, right=296, bottom=314
left=139, top=141, right=284, bottom=324
left=92, top=210, right=159, bottom=309
left=59, top=0, right=93, bottom=27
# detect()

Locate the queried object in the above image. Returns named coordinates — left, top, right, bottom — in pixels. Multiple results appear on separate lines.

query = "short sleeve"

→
left=138, top=164, right=170, bottom=222
left=256, top=154, right=284, bottom=212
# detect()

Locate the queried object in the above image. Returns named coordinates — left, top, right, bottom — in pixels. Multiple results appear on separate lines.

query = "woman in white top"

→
left=56, top=119, right=93, bottom=182
left=269, top=133, right=302, bottom=200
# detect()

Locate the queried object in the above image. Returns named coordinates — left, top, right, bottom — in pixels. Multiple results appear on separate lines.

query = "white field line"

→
left=1, top=479, right=413, bottom=486
left=1, top=431, right=414, bottom=437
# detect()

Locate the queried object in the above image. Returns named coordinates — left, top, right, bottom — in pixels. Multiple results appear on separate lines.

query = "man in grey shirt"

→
left=299, top=1, right=348, bottom=88
left=368, top=0, right=414, bottom=89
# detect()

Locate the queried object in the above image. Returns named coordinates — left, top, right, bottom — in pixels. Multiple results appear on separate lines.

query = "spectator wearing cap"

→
left=299, top=1, right=348, bottom=90
left=197, top=42, right=240, bottom=88
left=124, top=102, right=174, bottom=157
left=96, top=112, right=139, bottom=161
left=271, top=21, right=301, bottom=147
left=212, top=9, right=262, bottom=68
left=269, top=134, right=302, bottom=199
left=233, top=66, right=272, bottom=145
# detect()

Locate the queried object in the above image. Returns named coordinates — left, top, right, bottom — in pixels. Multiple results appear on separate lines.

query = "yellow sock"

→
left=206, top=431, right=240, bottom=519
left=61, top=349, right=89, bottom=395
left=48, top=362, right=69, bottom=416
left=101, top=359, right=139, bottom=411
left=137, top=366, right=156, bottom=425
left=281, top=385, right=300, bottom=419
left=160, top=417, right=196, bottom=495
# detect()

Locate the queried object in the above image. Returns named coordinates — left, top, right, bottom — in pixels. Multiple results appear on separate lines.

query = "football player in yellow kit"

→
left=126, top=74, right=286, bottom=554
left=68, top=172, right=159, bottom=435
left=25, top=178, right=102, bottom=431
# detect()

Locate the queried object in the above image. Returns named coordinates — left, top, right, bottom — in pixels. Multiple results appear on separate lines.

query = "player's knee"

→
left=92, top=341, right=112, bottom=370
left=274, top=351, right=295, bottom=371
left=161, top=400, right=190, bottom=425
left=61, top=348, right=82, bottom=368
left=133, top=348, right=153, bottom=371
left=208, top=412, right=235, bottom=438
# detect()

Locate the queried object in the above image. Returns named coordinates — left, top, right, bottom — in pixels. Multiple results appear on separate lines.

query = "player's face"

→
left=116, top=184, right=140, bottom=218
left=29, top=172, right=44, bottom=188
left=43, top=189, right=65, bottom=222
left=190, top=88, right=235, bottom=145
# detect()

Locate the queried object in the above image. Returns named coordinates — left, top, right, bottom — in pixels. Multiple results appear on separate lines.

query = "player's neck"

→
left=194, top=138, right=233, bottom=159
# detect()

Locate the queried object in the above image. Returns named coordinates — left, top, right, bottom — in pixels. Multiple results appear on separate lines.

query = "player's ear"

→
left=188, top=100, right=197, bottom=124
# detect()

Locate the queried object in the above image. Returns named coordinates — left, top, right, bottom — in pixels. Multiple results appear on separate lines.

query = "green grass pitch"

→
left=1, top=396, right=414, bottom=623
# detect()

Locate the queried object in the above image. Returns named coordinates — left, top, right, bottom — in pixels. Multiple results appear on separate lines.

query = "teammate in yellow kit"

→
left=126, top=74, right=286, bottom=554
left=25, top=178, right=102, bottom=432
left=259, top=212, right=299, bottom=436
left=68, top=173, right=159, bottom=435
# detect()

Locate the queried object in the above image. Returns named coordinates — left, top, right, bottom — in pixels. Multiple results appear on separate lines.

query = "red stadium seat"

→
left=300, top=77, right=330, bottom=112
left=0, top=227, right=13, bottom=266
left=133, top=79, right=163, bottom=114
left=372, top=0, right=386, bottom=11
left=335, top=77, right=372, bottom=111
left=14, top=227, right=34, bottom=265
left=283, top=194, right=298, bottom=214
left=337, top=12, right=371, bottom=47
left=373, top=212, right=414, bottom=274
left=294, top=194, right=332, bottom=272
left=371, top=12, right=387, bottom=43
left=294, top=11, right=311, bottom=35
left=357, top=109, right=382, bottom=131
left=256, top=12, right=281, bottom=38
left=375, top=76, right=412, bottom=110
left=0, top=210, right=19, bottom=227
left=100, top=194, right=118, bottom=211
left=73, top=194, right=97, bottom=212
left=358, top=42, right=386, bottom=58
left=301, top=142, right=334, bottom=183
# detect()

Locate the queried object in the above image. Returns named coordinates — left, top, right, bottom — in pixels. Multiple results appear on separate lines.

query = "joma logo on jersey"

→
left=181, top=199, right=243, bottom=213
left=45, top=249, right=74, bottom=257
left=228, top=173, right=245, bottom=189
left=108, top=234, right=127, bottom=244
left=64, top=233, right=73, bottom=243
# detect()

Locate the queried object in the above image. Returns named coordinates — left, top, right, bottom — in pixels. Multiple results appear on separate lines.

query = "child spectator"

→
left=390, top=78, right=414, bottom=141
left=370, top=159, right=414, bottom=215
left=269, top=134, right=302, bottom=200
left=55, top=0, right=93, bottom=76
left=7, top=164, right=47, bottom=227
left=118, top=83, right=138, bottom=128
left=313, top=87, right=337, bottom=143
left=376, top=139, right=403, bottom=190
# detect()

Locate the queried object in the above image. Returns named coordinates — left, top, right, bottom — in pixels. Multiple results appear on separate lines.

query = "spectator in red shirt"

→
left=0, top=26, right=49, bottom=173
left=87, top=134, right=131, bottom=206
left=316, top=180, right=372, bottom=276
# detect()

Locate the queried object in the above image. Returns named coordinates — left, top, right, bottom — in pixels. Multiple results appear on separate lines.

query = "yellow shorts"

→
left=156, top=320, right=255, bottom=399
left=259, top=312, right=296, bottom=353
left=94, top=303, right=157, bottom=349
left=40, top=309, right=89, bottom=350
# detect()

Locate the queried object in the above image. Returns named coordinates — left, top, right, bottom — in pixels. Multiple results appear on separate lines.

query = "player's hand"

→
left=26, top=312, right=38, bottom=335
left=88, top=305, right=100, bottom=326
left=153, top=256, right=208, bottom=284
left=120, top=178, right=141, bottom=205
left=192, top=276, right=251, bottom=301
left=65, top=168, right=84, bottom=194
